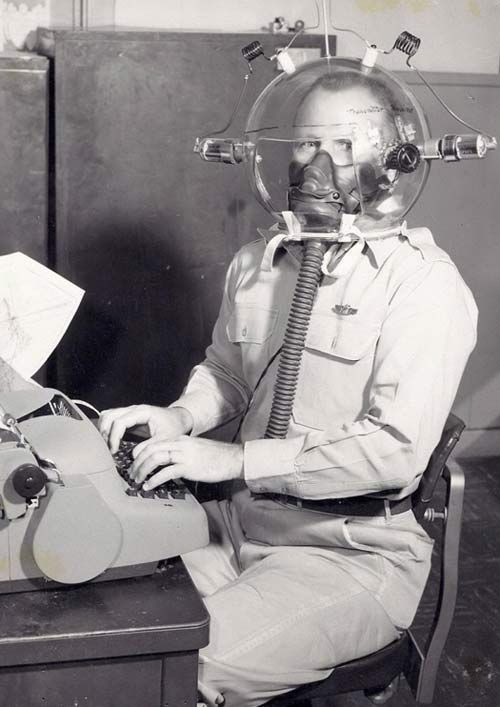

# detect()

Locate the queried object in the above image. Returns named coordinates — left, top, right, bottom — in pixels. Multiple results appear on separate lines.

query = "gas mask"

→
left=288, top=142, right=354, bottom=229
left=286, top=99, right=403, bottom=231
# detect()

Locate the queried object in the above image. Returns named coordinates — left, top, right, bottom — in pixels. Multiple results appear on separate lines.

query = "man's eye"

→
left=293, top=141, right=320, bottom=160
left=335, top=140, right=352, bottom=152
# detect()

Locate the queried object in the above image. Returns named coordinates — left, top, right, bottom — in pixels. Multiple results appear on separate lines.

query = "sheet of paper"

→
left=0, top=252, right=84, bottom=379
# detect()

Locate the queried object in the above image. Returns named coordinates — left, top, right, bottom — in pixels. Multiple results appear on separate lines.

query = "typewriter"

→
left=0, top=386, right=209, bottom=593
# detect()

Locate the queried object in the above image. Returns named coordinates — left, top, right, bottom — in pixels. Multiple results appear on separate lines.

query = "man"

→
left=99, top=73, right=477, bottom=706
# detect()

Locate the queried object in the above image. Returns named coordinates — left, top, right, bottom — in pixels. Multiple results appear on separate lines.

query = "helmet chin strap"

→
left=281, top=210, right=405, bottom=242
left=259, top=213, right=406, bottom=272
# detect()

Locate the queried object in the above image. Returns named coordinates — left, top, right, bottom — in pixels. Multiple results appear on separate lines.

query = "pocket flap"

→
left=226, top=304, right=278, bottom=344
left=306, top=313, right=379, bottom=361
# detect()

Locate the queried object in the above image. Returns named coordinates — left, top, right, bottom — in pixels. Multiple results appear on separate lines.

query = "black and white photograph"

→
left=0, top=1, right=498, bottom=706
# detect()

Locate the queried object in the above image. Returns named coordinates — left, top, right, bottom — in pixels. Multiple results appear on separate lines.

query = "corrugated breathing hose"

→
left=264, top=239, right=328, bottom=439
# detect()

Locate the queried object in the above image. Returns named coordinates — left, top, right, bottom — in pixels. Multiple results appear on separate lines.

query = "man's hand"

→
left=98, top=404, right=193, bottom=454
left=129, top=436, right=244, bottom=490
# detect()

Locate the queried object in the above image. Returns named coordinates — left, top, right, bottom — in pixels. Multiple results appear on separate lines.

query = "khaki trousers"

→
left=183, top=490, right=432, bottom=707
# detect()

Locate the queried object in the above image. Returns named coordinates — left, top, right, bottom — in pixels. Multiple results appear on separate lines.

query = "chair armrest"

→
left=414, top=459, right=465, bottom=703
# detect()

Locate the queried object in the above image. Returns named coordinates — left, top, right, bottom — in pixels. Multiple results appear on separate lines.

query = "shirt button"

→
left=242, top=326, right=248, bottom=337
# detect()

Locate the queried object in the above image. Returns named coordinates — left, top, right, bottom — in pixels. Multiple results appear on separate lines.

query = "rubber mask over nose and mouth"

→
left=288, top=149, right=346, bottom=231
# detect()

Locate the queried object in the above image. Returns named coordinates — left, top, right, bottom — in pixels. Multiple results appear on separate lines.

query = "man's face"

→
left=289, top=85, right=397, bottom=224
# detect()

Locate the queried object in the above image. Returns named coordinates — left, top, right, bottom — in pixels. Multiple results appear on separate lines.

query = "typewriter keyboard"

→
left=113, top=439, right=186, bottom=500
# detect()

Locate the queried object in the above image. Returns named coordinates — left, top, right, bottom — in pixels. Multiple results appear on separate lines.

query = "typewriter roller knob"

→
left=12, top=463, right=48, bottom=498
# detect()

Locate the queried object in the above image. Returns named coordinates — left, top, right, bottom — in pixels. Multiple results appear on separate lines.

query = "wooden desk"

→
left=0, top=558, right=209, bottom=706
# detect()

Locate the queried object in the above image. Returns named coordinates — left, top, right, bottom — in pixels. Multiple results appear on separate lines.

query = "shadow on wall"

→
left=51, top=214, right=229, bottom=412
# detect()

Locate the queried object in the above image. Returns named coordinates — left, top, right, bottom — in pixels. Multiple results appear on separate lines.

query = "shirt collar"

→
left=258, top=223, right=436, bottom=273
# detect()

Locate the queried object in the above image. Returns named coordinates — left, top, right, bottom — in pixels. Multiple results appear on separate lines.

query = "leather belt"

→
left=252, top=493, right=412, bottom=517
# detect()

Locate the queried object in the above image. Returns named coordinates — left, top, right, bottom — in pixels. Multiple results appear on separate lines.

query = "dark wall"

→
left=0, top=54, right=49, bottom=386
left=37, top=29, right=333, bottom=410
left=0, top=55, right=48, bottom=263
left=405, top=72, right=500, bottom=441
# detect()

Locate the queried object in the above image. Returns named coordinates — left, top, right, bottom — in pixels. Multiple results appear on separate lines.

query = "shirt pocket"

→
left=306, top=312, right=380, bottom=359
left=293, top=312, right=380, bottom=430
left=226, top=303, right=279, bottom=387
left=226, top=303, right=278, bottom=344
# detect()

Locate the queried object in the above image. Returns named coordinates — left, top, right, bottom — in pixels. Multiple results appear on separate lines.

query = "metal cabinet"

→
left=0, top=54, right=48, bottom=264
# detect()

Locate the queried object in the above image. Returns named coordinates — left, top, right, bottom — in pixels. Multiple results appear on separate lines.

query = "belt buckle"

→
left=279, top=494, right=303, bottom=509
left=281, top=494, right=302, bottom=509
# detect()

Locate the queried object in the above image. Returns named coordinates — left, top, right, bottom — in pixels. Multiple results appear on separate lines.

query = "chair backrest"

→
left=412, top=413, right=466, bottom=521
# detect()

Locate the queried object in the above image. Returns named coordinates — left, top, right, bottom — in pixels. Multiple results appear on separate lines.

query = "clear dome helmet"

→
left=194, top=14, right=496, bottom=241
left=243, top=56, right=430, bottom=236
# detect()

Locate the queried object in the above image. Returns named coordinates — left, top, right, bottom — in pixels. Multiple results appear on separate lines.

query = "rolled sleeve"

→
left=244, top=436, right=304, bottom=494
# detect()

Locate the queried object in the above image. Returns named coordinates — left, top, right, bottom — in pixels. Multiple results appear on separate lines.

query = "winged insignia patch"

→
left=333, top=304, right=358, bottom=316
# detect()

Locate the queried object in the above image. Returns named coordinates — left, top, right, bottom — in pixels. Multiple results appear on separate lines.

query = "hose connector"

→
left=194, top=137, right=244, bottom=164
left=421, top=133, right=497, bottom=162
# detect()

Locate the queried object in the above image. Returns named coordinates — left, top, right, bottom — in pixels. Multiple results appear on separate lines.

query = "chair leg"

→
left=364, top=676, right=400, bottom=705
left=413, top=461, right=465, bottom=704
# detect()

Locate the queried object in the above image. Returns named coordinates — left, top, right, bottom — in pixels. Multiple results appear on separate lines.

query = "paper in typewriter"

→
left=0, top=252, right=84, bottom=388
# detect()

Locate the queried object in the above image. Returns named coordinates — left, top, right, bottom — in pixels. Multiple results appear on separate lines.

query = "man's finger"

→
left=132, top=434, right=177, bottom=457
left=98, top=408, right=125, bottom=438
left=108, top=420, right=129, bottom=455
left=106, top=407, right=151, bottom=453
left=142, top=465, right=183, bottom=491
left=132, top=443, right=179, bottom=483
